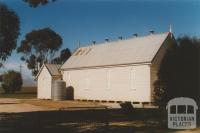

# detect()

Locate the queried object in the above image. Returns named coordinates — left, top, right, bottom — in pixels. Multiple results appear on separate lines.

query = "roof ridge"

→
left=77, top=32, right=169, bottom=49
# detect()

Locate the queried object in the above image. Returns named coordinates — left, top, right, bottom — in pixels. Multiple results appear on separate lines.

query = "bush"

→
left=1, top=70, right=23, bottom=93
left=153, top=36, right=200, bottom=108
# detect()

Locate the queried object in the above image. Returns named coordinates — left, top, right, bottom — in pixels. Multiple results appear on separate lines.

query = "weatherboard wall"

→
left=37, top=65, right=52, bottom=99
left=63, top=64, right=151, bottom=102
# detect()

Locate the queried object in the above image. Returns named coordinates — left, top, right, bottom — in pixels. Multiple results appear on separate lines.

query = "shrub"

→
left=1, top=70, right=23, bottom=93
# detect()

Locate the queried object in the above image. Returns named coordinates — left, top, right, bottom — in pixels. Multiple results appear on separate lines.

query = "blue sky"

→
left=1, top=0, right=200, bottom=85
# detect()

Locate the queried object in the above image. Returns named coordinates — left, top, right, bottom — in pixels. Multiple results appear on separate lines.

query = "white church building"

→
left=59, top=32, right=176, bottom=103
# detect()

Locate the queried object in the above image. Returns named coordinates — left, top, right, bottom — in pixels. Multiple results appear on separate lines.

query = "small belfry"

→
left=169, top=24, right=173, bottom=38
left=169, top=24, right=172, bottom=33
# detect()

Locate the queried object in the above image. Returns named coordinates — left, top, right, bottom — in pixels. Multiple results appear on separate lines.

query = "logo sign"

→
left=166, top=97, right=198, bottom=129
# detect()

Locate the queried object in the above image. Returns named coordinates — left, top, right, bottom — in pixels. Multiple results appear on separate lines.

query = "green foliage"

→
left=1, top=70, right=23, bottom=94
left=0, top=3, right=20, bottom=61
left=52, top=48, right=71, bottom=64
left=17, top=27, right=63, bottom=76
left=154, top=36, right=200, bottom=107
left=23, top=0, right=56, bottom=8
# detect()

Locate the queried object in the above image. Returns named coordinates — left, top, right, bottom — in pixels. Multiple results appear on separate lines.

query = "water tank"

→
left=53, top=80, right=66, bottom=101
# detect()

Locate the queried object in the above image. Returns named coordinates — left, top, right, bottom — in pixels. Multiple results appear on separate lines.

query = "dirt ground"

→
left=0, top=98, right=21, bottom=104
left=1, top=98, right=200, bottom=133
left=0, top=103, right=54, bottom=113
left=0, top=98, right=54, bottom=113
left=0, top=98, right=107, bottom=113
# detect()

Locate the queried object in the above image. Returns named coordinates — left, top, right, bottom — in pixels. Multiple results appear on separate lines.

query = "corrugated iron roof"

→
left=61, top=32, right=170, bottom=70
left=45, top=64, right=62, bottom=76
left=35, top=63, right=61, bottom=80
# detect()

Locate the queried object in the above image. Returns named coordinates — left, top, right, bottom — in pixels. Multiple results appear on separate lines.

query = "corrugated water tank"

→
left=53, top=80, right=66, bottom=101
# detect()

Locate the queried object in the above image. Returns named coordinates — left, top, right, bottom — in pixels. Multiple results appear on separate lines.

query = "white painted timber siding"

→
left=37, top=66, right=52, bottom=99
left=63, top=64, right=151, bottom=102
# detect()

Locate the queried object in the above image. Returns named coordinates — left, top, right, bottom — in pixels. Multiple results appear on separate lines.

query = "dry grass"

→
left=21, top=99, right=105, bottom=109
left=0, top=86, right=36, bottom=94
left=0, top=93, right=36, bottom=99
left=0, top=86, right=37, bottom=99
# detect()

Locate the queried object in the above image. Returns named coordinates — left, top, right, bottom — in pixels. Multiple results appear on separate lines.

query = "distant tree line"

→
left=154, top=36, right=200, bottom=107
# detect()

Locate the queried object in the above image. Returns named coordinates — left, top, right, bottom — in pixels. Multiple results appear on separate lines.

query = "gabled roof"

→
left=36, top=63, right=61, bottom=80
left=45, top=64, right=61, bottom=76
left=61, top=32, right=171, bottom=70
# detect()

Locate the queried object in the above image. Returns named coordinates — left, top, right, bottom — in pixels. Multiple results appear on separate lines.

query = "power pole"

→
left=19, top=64, right=22, bottom=74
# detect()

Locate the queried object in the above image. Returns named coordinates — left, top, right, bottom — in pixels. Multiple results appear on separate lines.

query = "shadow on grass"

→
left=0, top=107, right=170, bottom=133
